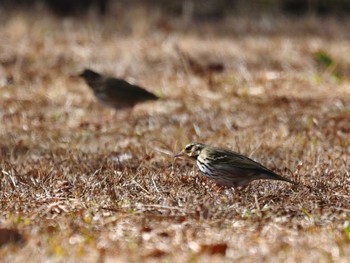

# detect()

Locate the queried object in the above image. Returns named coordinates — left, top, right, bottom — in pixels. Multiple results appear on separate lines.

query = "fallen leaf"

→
left=200, top=243, right=228, bottom=255
left=0, top=228, right=24, bottom=247
left=144, top=249, right=167, bottom=258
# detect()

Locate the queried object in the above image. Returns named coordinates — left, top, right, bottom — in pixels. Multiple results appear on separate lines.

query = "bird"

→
left=175, top=142, right=295, bottom=188
left=79, top=68, right=159, bottom=109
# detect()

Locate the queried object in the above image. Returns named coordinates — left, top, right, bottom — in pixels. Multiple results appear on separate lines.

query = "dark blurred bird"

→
left=175, top=142, right=295, bottom=188
left=79, top=69, right=159, bottom=109
left=46, top=0, right=108, bottom=16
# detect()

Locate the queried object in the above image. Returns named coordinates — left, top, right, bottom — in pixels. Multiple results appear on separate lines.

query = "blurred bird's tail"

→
left=264, top=171, right=296, bottom=184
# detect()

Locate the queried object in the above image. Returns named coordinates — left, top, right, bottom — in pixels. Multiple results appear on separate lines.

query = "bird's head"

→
left=79, top=69, right=101, bottom=82
left=175, top=142, right=206, bottom=160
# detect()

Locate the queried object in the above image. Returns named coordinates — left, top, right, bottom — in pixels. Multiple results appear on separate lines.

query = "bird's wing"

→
left=105, top=78, right=158, bottom=100
left=205, top=147, right=293, bottom=183
left=206, top=148, right=275, bottom=173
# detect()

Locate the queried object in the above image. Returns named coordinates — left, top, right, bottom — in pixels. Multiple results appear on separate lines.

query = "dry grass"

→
left=0, top=5, right=350, bottom=262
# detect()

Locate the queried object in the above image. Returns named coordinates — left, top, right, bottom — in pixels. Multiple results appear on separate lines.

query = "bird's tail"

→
left=263, top=171, right=296, bottom=184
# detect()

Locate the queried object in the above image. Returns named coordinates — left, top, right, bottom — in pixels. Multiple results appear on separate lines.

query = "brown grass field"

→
left=0, top=5, right=350, bottom=263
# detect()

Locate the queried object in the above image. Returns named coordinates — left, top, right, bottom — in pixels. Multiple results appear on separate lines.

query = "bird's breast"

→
left=196, top=158, right=216, bottom=178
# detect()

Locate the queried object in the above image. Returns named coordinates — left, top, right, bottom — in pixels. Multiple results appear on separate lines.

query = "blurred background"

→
left=1, top=0, right=350, bottom=17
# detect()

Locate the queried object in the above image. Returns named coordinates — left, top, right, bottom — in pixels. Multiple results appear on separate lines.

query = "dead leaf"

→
left=0, top=228, right=24, bottom=247
left=144, top=249, right=167, bottom=258
left=200, top=243, right=228, bottom=255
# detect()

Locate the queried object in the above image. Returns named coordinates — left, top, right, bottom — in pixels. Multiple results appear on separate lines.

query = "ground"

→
left=0, top=5, right=350, bottom=263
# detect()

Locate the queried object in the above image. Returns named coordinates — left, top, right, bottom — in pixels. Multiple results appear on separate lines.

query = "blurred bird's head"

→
left=175, top=142, right=206, bottom=159
left=79, top=69, right=101, bottom=82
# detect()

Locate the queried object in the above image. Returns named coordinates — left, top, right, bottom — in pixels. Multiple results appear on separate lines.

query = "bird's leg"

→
left=237, top=184, right=251, bottom=192
left=199, top=176, right=208, bottom=188
left=212, top=184, right=229, bottom=193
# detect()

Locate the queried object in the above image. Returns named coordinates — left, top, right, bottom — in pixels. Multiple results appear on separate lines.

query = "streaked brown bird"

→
left=175, top=142, right=295, bottom=188
left=79, top=68, right=159, bottom=109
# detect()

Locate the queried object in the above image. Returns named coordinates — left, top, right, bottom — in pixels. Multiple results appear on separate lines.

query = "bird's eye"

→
left=185, top=144, right=193, bottom=152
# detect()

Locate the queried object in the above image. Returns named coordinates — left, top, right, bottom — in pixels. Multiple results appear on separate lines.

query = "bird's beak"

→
left=174, top=151, right=184, bottom=158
